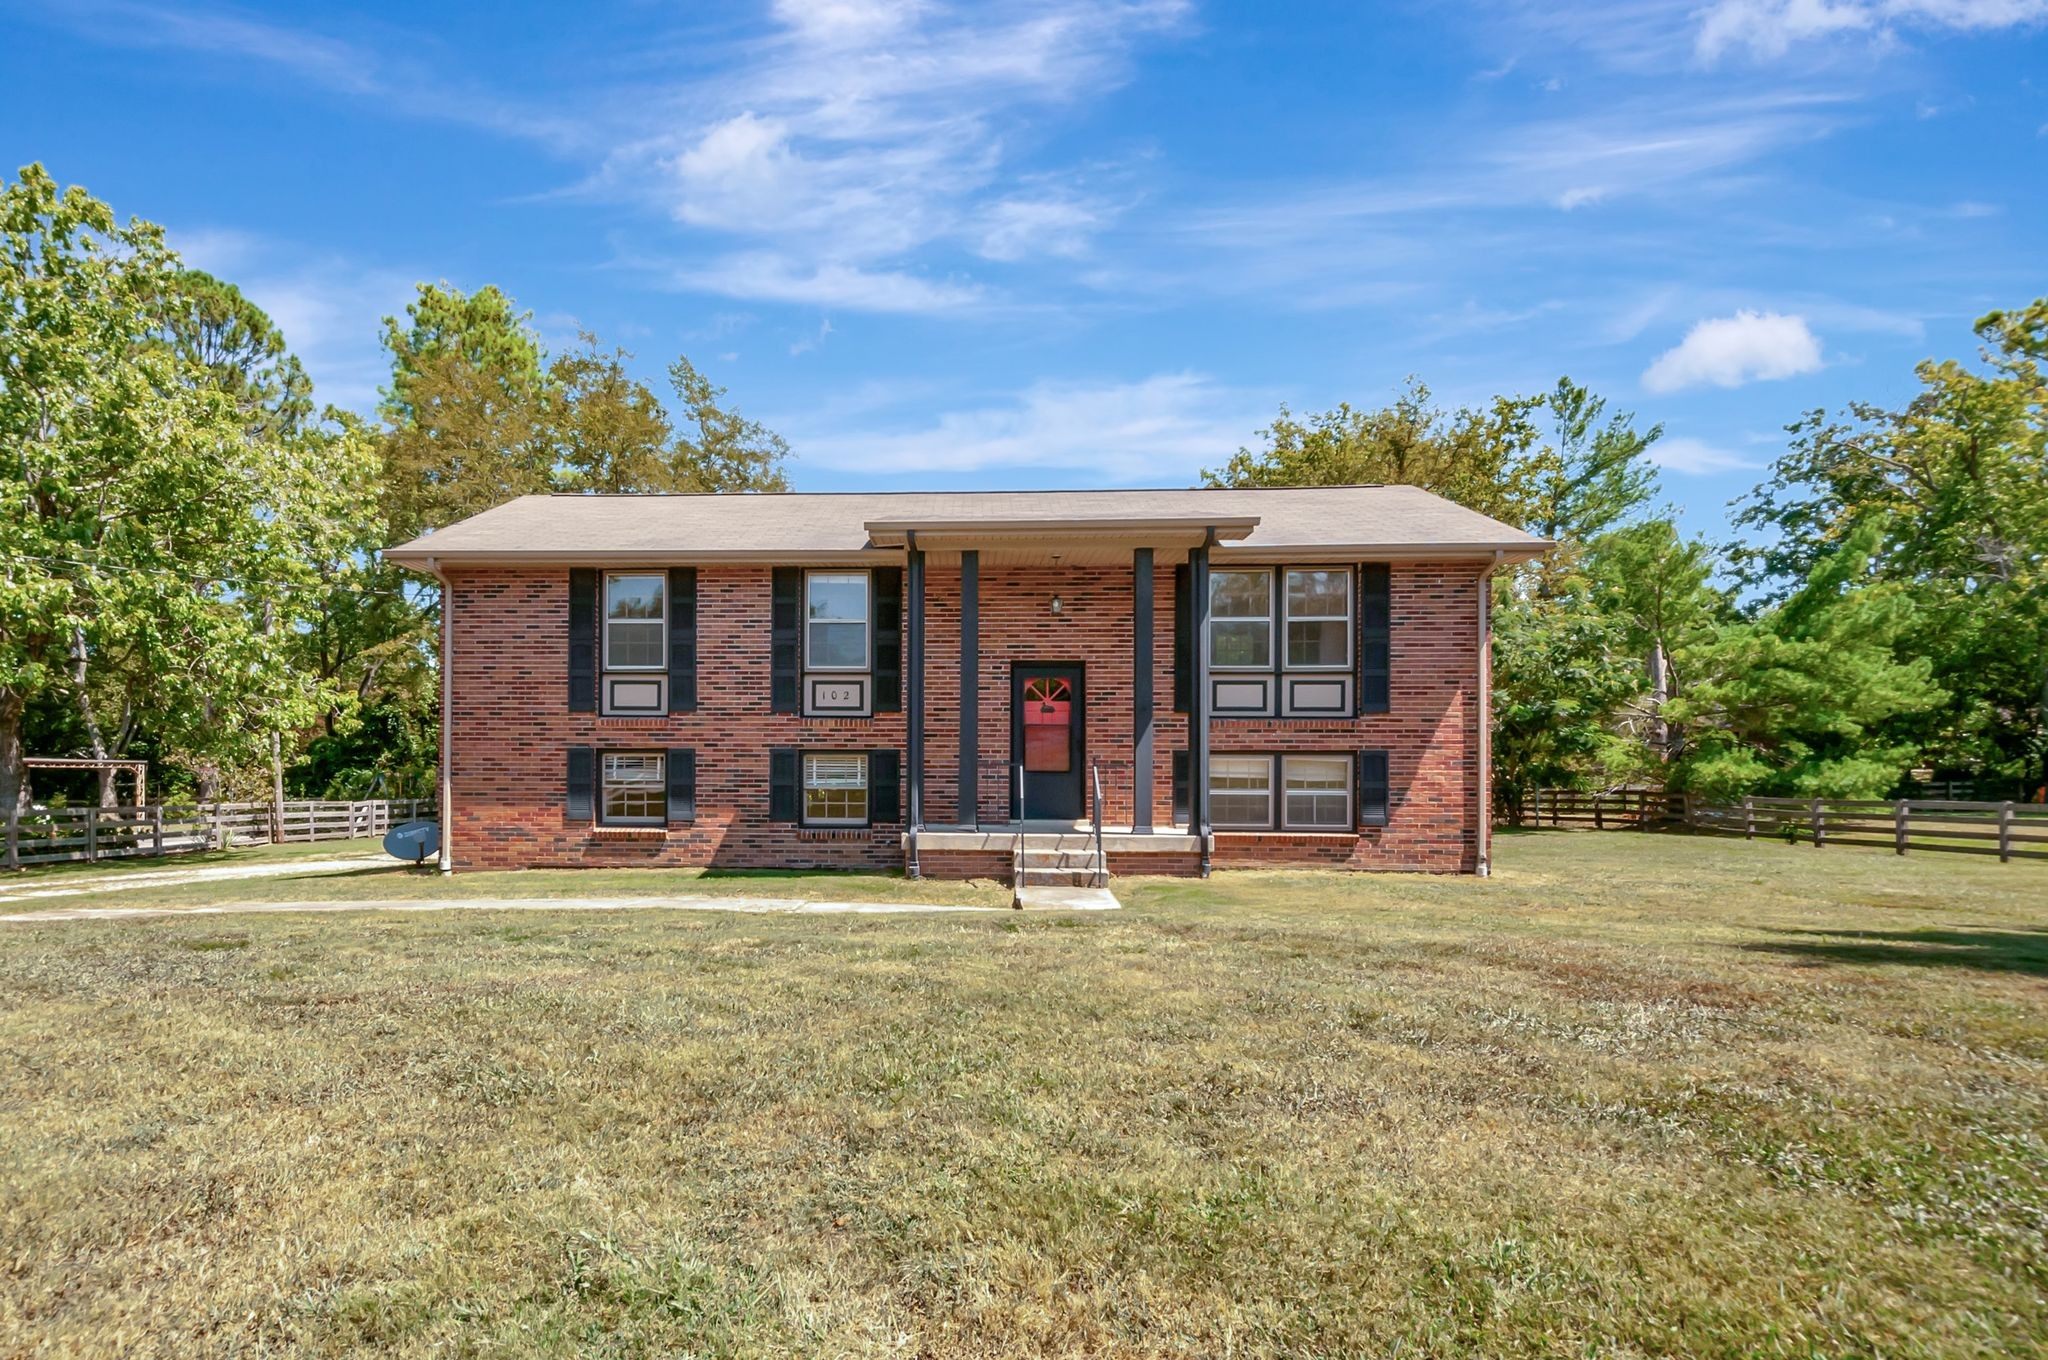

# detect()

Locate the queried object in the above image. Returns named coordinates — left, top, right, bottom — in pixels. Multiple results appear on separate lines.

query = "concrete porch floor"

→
left=910, top=825, right=1201, bottom=852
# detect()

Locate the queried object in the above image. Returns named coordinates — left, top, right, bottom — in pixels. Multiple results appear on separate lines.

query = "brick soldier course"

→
left=385, top=487, right=1549, bottom=880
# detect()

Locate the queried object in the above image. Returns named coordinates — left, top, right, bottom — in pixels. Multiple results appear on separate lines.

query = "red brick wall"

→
left=446, top=567, right=905, bottom=872
left=444, top=559, right=1486, bottom=875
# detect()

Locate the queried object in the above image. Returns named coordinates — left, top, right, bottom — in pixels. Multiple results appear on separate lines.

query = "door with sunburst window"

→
left=1011, top=664, right=1084, bottom=821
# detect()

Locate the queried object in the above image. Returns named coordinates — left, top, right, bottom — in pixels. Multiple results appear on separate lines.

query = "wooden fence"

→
left=4, top=799, right=437, bottom=868
left=1517, top=789, right=2048, bottom=863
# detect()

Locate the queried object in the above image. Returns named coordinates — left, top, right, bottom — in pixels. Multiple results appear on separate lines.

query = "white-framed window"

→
left=603, top=573, right=666, bottom=671
left=805, top=571, right=870, bottom=671
left=1282, top=755, right=1352, bottom=830
left=1209, top=755, right=1273, bottom=829
left=803, top=752, right=869, bottom=825
left=1285, top=569, right=1352, bottom=669
left=602, top=752, right=666, bottom=824
left=1209, top=568, right=1273, bottom=670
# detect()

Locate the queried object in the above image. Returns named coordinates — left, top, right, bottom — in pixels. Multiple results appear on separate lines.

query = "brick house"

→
left=382, top=487, right=1548, bottom=883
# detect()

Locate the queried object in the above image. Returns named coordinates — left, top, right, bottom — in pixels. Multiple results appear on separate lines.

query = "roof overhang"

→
left=1215, top=539, right=1554, bottom=565
left=861, top=515, right=1260, bottom=549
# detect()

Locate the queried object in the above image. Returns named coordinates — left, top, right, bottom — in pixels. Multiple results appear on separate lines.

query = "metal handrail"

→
left=1089, top=759, right=1106, bottom=887
left=1011, top=761, right=1026, bottom=908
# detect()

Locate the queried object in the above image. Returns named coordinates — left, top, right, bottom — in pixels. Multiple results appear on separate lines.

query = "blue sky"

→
left=5, top=1, right=2045, bottom=540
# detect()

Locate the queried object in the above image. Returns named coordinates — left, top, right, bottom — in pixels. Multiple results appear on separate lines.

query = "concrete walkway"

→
left=0, top=854, right=390, bottom=906
left=1, top=895, right=1015, bottom=924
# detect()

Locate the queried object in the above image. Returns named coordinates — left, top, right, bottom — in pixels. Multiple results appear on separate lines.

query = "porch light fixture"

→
left=1050, top=594, right=1064, bottom=615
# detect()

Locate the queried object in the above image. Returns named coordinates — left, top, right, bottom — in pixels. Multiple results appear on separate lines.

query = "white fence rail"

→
left=4, top=799, right=437, bottom=868
left=1518, top=790, right=2048, bottom=863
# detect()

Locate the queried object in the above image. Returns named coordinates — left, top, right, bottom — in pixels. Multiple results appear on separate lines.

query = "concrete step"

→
left=1017, top=849, right=1103, bottom=867
left=1014, top=883, right=1122, bottom=911
left=1015, top=865, right=1107, bottom=887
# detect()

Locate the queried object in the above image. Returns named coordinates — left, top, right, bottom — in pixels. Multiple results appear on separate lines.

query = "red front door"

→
left=1012, top=664, right=1084, bottom=820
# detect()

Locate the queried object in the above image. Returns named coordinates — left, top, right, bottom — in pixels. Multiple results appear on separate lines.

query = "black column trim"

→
left=959, top=550, right=979, bottom=829
left=1172, top=562, right=1192, bottom=712
left=905, top=542, right=925, bottom=833
left=1132, top=547, right=1155, bottom=834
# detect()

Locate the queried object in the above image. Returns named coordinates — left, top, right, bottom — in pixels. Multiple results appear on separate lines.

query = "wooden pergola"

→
left=24, top=757, right=148, bottom=807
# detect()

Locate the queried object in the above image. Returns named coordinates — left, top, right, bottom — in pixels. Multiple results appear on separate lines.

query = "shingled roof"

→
left=382, top=485, right=1551, bottom=567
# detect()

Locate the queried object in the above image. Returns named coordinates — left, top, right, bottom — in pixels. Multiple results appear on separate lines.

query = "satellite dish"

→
left=383, top=820, right=441, bottom=865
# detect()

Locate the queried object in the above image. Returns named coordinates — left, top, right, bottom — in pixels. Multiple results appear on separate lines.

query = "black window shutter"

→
left=567, top=746, right=595, bottom=821
left=868, top=748, right=901, bottom=824
left=769, top=747, right=799, bottom=821
left=568, top=569, right=597, bottom=713
left=771, top=568, right=801, bottom=713
left=668, top=568, right=698, bottom=713
left=1358, top=563, right=1390, bottom=715
left=1172, top=563, right=1192, bottom=713
left=666, top=748, right=695, bottom=822
left=1171, top=750, right=1190, bottom=826
left=872, top=567, right=903, bottom=712
left=1358, top=749, right=1390, bottom=827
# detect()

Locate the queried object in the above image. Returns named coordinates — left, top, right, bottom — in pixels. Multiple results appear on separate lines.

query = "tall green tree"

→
left=1665, top=522, right=1945, bottom=800
left=1213, top=377, right=1671, bottom=806
left=377, top=283, right=552, bottom=545
left=1733, top=301, right=2048, bottom=795
left=548, top=334, right=675, bottom=494
left=1205, top=378, right=1546, bottom=525
left=664, top=355, right=791, bottom=493
left=1, top=165, right=369, bottom=860
left=1491, top=589, right=1645, bottom=819
left=155, top=269, right=313, bottom=435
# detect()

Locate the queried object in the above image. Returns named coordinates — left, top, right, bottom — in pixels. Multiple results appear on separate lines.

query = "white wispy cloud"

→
left=1695, top=0, right=2048, bottom=62
left=597, top=0, right=1189, bottom=309
left=666, top=253, right=987, bottom=313
left=1642, top=310, right=1824, bottom=392
left=1649, top=435, right=1761, bottom=473
left=1162, top=93, right=1844, bottom=308
left=1487, top=0, right=2047, bottom=67
left=32, top=0, right=586, bottom=147
left=783, top=372, right=1267, bottom=479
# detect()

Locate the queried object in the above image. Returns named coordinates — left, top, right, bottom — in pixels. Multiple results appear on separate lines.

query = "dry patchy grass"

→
left=1, top=831, right=2044, bottom=1357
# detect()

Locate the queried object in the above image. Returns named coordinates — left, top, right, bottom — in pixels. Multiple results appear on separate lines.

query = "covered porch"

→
left=868, top=510, right=1256, bottom=880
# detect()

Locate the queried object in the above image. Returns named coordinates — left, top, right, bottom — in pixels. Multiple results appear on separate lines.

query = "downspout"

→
left=1476, top=550, right=1502, bottom=878
left=427, top=557, right=454, bottom=875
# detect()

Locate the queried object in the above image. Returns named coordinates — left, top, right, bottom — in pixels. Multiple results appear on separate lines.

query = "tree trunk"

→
left=270, top=731, right=285, bottom=844
left=67, top=624, right=116, bottom=808
left=1647, top=637, right=1670, bottom=762
left=264, top=600, right=284, bottom=841
left=1, top=688, right=25, bottom=871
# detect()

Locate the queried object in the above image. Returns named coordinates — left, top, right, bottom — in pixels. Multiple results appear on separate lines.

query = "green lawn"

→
left=2, top=832, right=2044, bottom=1357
